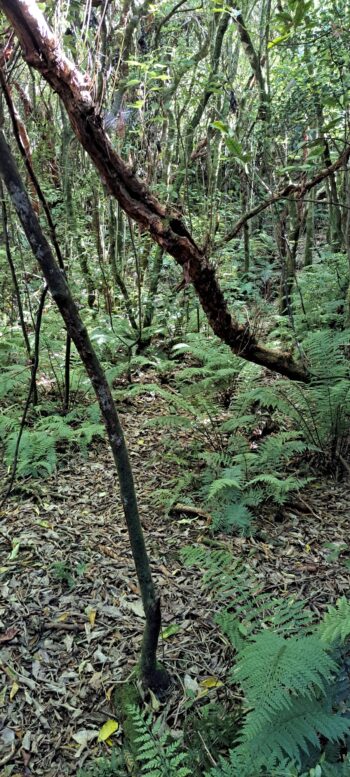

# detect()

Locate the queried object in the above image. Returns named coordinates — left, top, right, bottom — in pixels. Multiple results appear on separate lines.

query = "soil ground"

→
left=1, top=393, right=350, bottom=775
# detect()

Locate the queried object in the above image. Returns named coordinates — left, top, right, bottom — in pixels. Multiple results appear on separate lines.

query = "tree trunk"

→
left=0, top=0, right=309, bottom=383
left=0, top=130, right=169, bottom=695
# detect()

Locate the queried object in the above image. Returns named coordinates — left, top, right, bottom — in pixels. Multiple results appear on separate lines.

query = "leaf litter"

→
left=0, top=393, right=349, bottom=775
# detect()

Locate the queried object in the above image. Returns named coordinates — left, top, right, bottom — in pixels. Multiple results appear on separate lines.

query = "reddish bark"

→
left=0, top=0, right=309, bottom=382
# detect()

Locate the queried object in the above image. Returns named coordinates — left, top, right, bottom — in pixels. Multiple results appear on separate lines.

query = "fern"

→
left=77, top=750, right=123, bottom=777
left=319, top=598, right=350, bottom=645
left=182, top=544, right=350, bottom=774
left=207, top=475, right=242, bottom=499
left=238, top=695, right=350, bottom=766
left=0, top=411, right=105, bottom=479
left=208, top=749, right=350, bottom=777
left=212, top=502, right=254, bottom=534
left=207, top=748, right=300, bottom=776
left=202, top=430, right=310, bottom=533
left=181, top=545, right=314, bottom=647
left=126, top=705, right=191, bottom=777
left=5, top=429, right=57, bottom=477
left=0, top=364, right=30, bottom=399
left=234, top=631, right=350, bottom=765
left=236, top=632, right=337, bottom=712
left=217, top=598, right=314, bottom=652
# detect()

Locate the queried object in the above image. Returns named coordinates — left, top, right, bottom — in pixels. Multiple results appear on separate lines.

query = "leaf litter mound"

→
left=0, top=393, right=349, bottom=775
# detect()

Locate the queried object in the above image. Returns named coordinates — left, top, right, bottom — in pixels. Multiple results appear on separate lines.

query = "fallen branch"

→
left=170, top=503, right=212, bottom=521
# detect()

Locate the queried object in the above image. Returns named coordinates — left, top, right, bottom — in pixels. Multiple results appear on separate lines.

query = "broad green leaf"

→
left=211, top=120, right=229, bottom=134
left=97, top=719, right=119, bottom=742
left=162, top=624, right=181, bottom=639
left=268, top=34, right=289, bottom=48
left=200, top=677, right=224, bottom=689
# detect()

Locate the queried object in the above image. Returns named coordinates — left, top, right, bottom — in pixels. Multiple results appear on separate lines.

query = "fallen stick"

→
left=170, top=503, right=212, bottom=521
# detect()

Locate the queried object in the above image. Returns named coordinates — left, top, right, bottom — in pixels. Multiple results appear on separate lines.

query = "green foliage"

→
left=128, top=704, right=191, bottom=777
left=50, top=560, right=86, bottom=589
left=291, top=253, right=349, bottom=334
left=184, top=703, right=240, bottom=775
left=132, top=349, right=314, bottom=533
left=181, top=545, right=314, bottom=650
left=0, top=364, right=30, bottom=400
left=201, top=428, right=311, bottom=534
left=207, top=749, right=300, bottom=776
left=234, top=632, right=347, bottom=764
left=182, top=543, right=350, bottom=773
left=1, top=3, right=350, bottom=774
left=0, top=408, right=104, bottom=479
left=319, top=598, right=350, bottom=646
left=225, top=328, right=350, bottom=477
left=3, top=427, right=57, bottom=477
left=77, top=750, right=123, bottom=777
left=208, top=748, right=350, bottom=777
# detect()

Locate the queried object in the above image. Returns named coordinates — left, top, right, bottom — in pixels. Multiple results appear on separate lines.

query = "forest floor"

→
left=1, top=390, right=350, bottom=776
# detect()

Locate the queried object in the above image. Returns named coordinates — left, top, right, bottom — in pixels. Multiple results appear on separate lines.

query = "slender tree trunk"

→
left=304, top=198, right=314, bottom=267
left=0, top=130, right=169, bottom=694
left=0, top=181, right=31, bottom=359
left=0, top=0, right=310, bottom=383
left=108, top=201, right=138, bottom=330
left=138, top=245, right=165, bottom=349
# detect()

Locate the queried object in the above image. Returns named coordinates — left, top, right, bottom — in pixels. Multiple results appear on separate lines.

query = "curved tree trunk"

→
left=0, top=0, right=309, bottom=383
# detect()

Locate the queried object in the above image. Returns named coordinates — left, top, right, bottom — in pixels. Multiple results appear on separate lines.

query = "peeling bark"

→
left=0, top=0, right=310, bottom=383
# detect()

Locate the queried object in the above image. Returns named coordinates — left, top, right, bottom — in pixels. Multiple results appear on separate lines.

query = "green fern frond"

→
left=5, top=429, right=57, bottom=477
left=206, top=748, right=299, bottom=776
left=248, top=474, right=310, bottom=503
left=217, top=597, right=314, bottom=653
left=200, top=451, right=238, bottom=471
left=234, top=630, right=350, bottom=765
left=319, top=597, right=350, bottom=645
left=75, top=421, right=105, bottom=445
left=211, top=501, right=254, bottom=534
left=235, top=632, right=337, bottom=713
left=208, top=476, right=242, bottom=500
left=180, top=546, right=247, bottom=600
left=146, top=415, right=192, bottom=430
left=0, top=364, right=30, bottom=399
left=0, top=412, right=20, bottom=439
left=269, top=597, right=314, bottom=635
left=239, top=695, right=350, bottom=766
left=125, top=705, right=191, bottom=777
left=257, top=432, right=309, bottom=467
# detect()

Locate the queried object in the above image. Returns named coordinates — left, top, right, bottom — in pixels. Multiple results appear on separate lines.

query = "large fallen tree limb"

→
left=0, top=0, right=309, bottom=382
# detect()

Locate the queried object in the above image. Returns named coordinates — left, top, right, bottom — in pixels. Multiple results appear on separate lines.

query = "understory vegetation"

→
left=1, top=0, right=350, bottom=774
